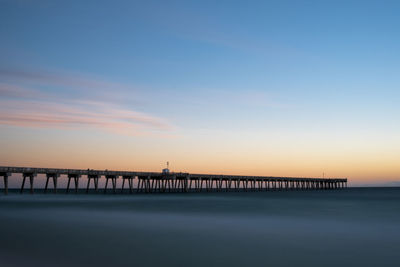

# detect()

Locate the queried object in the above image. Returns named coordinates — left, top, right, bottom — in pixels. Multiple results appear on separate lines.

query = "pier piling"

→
left=45, top=173, right=60, bottom=193
left=20, top=172, right=36, bottom=194
left=67, top=174, right=80, bottom=193
left=0, top=172, right=10, bottom=195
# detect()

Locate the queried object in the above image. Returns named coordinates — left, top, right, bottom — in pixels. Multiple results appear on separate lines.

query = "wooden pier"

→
left=0, top=166, right=347, bottom=195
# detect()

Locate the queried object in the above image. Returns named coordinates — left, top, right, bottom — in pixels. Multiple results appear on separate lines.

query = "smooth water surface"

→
left=1, top=188, right=399, bottom=267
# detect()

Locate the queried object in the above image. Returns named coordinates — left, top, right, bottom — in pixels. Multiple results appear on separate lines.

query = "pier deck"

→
left=0, top=166, right=347, bottom=195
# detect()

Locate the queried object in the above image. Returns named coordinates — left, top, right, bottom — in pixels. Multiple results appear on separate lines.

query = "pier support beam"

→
left=104, top=175, right=119, bottom=194
left=122, top=176, right=135, bottom=193
left=0, top=172, right=11, bottom=195
left=21, top=173, right=37, bottom=194
left=87, top=174, right=100, bottom=193
left=67, top=174, right=80, bottom=193
left=137, top=177, right=142, bottom=192
left=138, top=175, right=151, bottom=193
left=45, top=173, right=60, bottom=193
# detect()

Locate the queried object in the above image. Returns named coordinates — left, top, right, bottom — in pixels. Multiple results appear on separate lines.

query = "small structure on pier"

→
left=162, top=162, right=170, bottom=174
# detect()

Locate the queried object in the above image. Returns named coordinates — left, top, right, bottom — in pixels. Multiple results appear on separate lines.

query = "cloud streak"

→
left=0, top=83, right=46, bottom=98
left=0, top=68, right=128, bottom=91
left=0, top=68, right=173, bottom=136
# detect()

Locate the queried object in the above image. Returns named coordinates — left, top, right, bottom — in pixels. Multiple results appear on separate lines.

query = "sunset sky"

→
left=1, top=0, right=399, bottom=186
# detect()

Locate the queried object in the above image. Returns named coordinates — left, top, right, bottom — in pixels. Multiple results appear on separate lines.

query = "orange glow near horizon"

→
left=1, top=125, right=399, bottom=186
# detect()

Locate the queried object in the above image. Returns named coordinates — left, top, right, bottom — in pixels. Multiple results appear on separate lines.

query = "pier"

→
left=0, top=166, right=347, bottom=195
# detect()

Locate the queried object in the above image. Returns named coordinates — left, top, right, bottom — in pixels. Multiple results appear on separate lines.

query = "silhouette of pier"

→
left=0, top=166, right=347, bottom=195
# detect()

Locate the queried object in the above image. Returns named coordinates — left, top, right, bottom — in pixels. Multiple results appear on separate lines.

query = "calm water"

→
left=0, top=188, right=399, bottom=267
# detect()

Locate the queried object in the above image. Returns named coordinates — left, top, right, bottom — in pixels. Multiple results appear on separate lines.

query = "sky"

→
left=0, top=0, right=399, bottom=186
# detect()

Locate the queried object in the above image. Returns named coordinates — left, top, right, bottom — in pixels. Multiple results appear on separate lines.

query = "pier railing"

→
left=0, top=166, right=347, bottom=195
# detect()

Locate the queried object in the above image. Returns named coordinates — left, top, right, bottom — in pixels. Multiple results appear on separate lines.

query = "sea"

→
left=0, top=187, right=399, bottom=267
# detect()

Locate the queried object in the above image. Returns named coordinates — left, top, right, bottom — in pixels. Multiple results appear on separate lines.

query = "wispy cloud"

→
left=0, top=83, right=45, bottom=98
left=0, top=67, right=141, bottom=101
left=0, top=67, right=173, bottom=136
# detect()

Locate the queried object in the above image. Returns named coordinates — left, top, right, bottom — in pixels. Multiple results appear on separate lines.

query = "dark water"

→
left=1, top=188, right=399, bottom=267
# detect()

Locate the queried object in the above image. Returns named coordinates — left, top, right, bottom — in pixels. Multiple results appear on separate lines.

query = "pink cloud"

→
left=0, top=67, right=148, bottom=104
left=0, top=99, right=172, bottom=136
left=0, top=83, right=45, bottom=98
left=0, top=68, right=173, bottom=136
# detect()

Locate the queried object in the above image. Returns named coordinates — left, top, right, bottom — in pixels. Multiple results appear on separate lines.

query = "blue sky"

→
left=1, top=0, right=399, bottom=184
